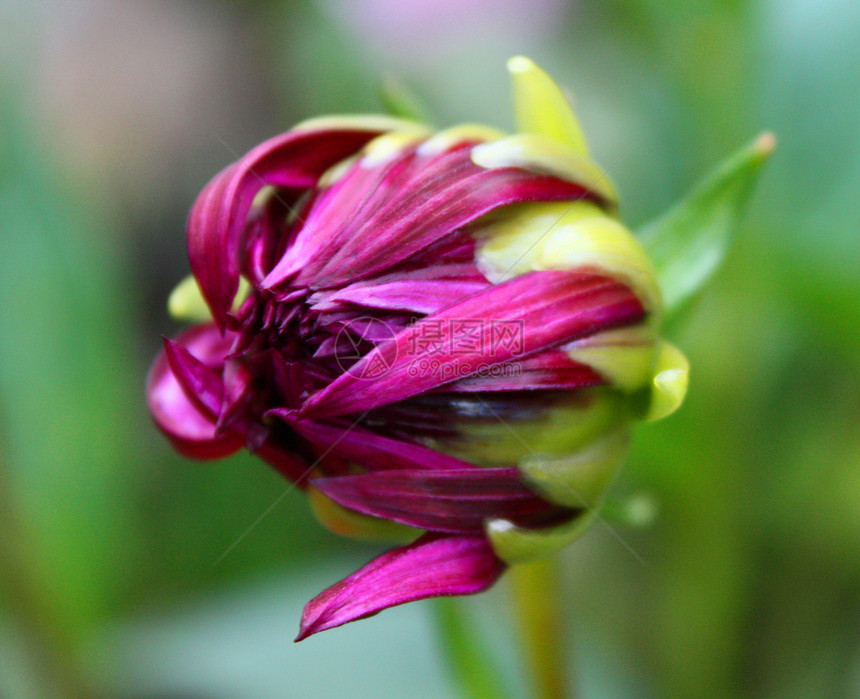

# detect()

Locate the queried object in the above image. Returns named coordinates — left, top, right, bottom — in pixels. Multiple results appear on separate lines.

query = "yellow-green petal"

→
left=426, top=387, right=630, bottom=466
left=507, top=56, right=589, bottom=156
left=641, top=340, right=690, bottom=422
left=473, top=201, right=660, bottom=314
left=564, top=323, right=658, bottom=393
left=291, top=114, right=429, bottom=135
left=361, top=129, right=432, bottom=168
left=168, top=274, right=248, bottom=323
left=486, top=512, right=595, bottom=565
left=418, top=124, right=505, bottom=156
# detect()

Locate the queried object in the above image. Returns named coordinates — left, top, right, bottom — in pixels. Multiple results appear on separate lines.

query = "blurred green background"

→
left=1, top=1, right=859, bottom=697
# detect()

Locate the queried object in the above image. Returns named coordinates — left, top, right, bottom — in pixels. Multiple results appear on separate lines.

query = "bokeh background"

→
left=1, top=1, right=859, bottom=697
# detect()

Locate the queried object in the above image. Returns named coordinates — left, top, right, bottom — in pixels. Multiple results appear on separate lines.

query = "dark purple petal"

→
left=312, top=467, right=569, bottom=533
left=301, top=270, right=645, bottom=417
left=296, top=533, right=505, bottom=640
left=255, top=439, right=316, bottom=486
left=269, top=411, right=470, bottom=471
left=188, top=126, right=398, bottom=327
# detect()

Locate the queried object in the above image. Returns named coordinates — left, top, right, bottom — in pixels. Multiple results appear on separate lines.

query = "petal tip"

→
left=506, top=55, right=535, bottom=74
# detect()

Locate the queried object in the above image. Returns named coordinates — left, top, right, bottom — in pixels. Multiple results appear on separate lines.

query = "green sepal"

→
left=638, top=132, right=776, bottom=317
left=485, top=512, right=595, bottom=566
left=430, top=387, right=631, bottom=466
left=518, top=429, right=631, bottom=508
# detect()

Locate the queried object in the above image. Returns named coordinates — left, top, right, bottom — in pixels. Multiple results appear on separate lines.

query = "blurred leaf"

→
left=638, top=132, right=775, bottom=316
left=378, top=74, right=432, bottom=123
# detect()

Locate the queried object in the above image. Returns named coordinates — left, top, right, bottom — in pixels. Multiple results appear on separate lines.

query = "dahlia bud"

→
left=147, top=56, right=768, bottom=640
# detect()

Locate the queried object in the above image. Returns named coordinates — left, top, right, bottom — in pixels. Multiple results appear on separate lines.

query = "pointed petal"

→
left=188, top=121, right=416, bottom=327
left=507, top=56, right=589, bottom=156
left=312, top=467, right=571, bottom=533
left=161, top=337, right=223, bottom=418
left=302, top=270, right=646, bottom=417
left=296, top=533, right=505, bottom=640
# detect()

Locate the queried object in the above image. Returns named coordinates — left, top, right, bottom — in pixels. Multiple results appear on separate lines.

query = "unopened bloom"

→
left=148, top=57, right=688, bottom=640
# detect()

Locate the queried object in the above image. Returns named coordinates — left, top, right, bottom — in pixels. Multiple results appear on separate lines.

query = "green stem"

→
left=510, top=557, right=572, bottom=699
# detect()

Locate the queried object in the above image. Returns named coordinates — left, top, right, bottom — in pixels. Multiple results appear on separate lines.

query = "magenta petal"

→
left=147, top=327, right=243, bottom=459
left=269, top=412, right=469, bottom=471
left=312, top=467, right=567, bottom=533
left=267, top=144, right=596, bottom=292
left=309, top=279, right=490, bottom=315
left=162, top=338, right=223, bottom=419
left=302, top=270, right=645, bottom=417
left=441, top=349, right=604, bottom=392
left=296, top=533, right=505, bottom=640
left=187, top=126, right=394, bottom=327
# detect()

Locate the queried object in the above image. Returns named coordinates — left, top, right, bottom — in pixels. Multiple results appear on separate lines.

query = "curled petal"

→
left=147, top=326, right=242, bottom=458
left=296, top=533, right=505, bottom=641
left=641, top=340, right=690, bottom=422
left=188, top=122, right=415, bottom=327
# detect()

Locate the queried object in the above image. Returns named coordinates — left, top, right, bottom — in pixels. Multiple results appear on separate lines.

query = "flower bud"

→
left=147, top=56, right=695, bottom=640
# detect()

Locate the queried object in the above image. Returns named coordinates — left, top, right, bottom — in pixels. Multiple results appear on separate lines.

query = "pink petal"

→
left=296, top=533, right=505, bottom=640
left=301, top=270, right=645, bottom=417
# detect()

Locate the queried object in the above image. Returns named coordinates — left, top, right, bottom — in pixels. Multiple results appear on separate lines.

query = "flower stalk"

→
left=510, top=557, right=571, bottom=699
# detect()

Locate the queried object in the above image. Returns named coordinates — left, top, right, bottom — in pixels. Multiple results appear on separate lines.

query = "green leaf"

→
left=639, top=132, right=776, bottom=316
